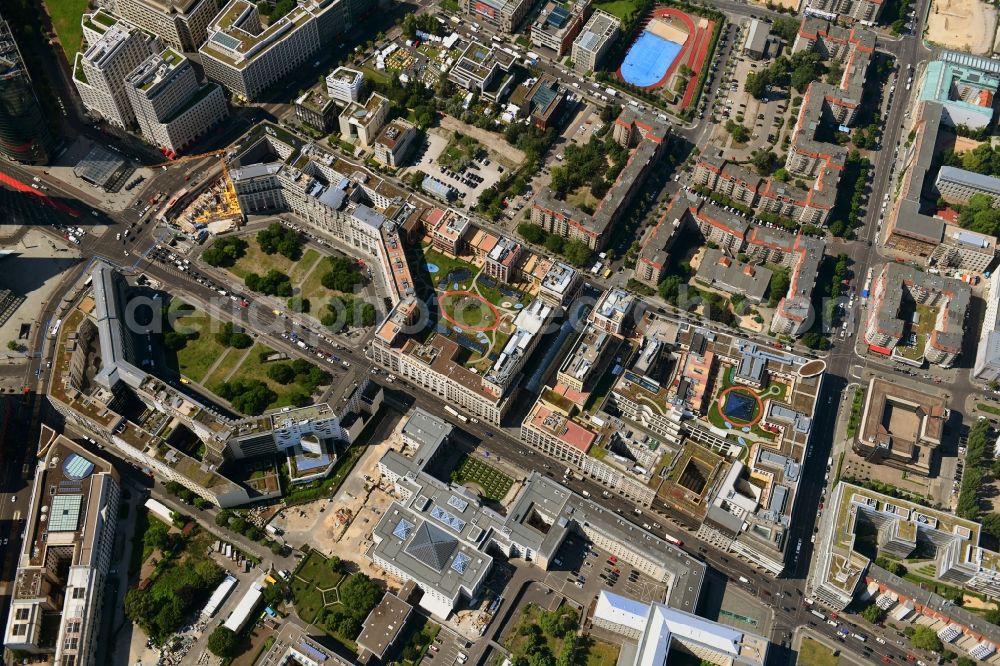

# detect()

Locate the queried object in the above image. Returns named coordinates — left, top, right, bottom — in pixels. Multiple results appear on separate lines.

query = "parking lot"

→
left=406, top=127, right=508, bottom=203
left=711, top=21, right=793, bottom=158
left=542, top=534, right=669, bottom=607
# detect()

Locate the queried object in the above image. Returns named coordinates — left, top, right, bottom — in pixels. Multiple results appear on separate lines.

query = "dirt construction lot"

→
left=926, top=0, right=998, bottom=55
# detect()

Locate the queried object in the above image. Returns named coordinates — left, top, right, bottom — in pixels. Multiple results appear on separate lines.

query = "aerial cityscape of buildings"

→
left=1, top=0, right=1000, bottom=664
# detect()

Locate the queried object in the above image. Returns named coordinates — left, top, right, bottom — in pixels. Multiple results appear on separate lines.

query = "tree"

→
left=215, top=509, right=233, bottom=528
left=562, top=239, right=592, bottom=267
left=216, top=322, right=252, bottom=349
left=163, top=331, right=189, bottom=351
left=207, top=626, right=239, bottom=657
left=267, top=363, right=296, bottom=384
left=202, top=236, right=248, bottom=267
left=245, top=270, right=293, bottom=297
left=771, top=16, right=800, bottom=41
left=6, top=340, right=18, bottom=351
left=257, top=223, right=302, bottom=260
left=957, top=658, right=976, bottom=666
left=983, top=512, right=1000, bottom=542
left=320, top=257, right=362, bottom=292
left=767, top=268, right=790, bottom=307
left=517, top=223, right=547, bottom=244
left=959, top=193, right=1000, bottom=237
left=910, top=625, right=943, bottom=652
left=860, top=603, right=885, bottom=625
left=544, top=234, right=565, bottom=253
left=725, top=120, right=749, bottom=144
left=658, top=274, right=683, bottom=304
left=750, top=150, right=779, bottom=176
left=874, top=556, right=906, bottom=576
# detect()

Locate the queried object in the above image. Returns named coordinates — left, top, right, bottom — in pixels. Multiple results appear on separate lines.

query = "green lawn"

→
left=453, top=456, right=514, bottom=501
left=443, top=293, right=496, bottom=329
left=594, top=0, right=639, bottom=21
left=227, top=237, right=296, bottom=280
left=422, top=247, right=478, bottom=290
left=214, top=343, right=314, bottom=411
left=288, top=248, right=323, bottom=285
left=578, top=638, right=620, bottom=666
left=979, top=403, right=1000, bottom=416
left=291, top=551, right=345, bottom=624
left=200, top=346, right=247, bottom=389
left=298, top=260, right=342, bottom=303
left=171, top=308, right=229, bottom=383
left=297, top=551, right=345, bottom=589
left=799, top=637, right=839, bottom=666
left=475, top=276, right=531, bottom=308
left=45, top=0, right=90, bottom=61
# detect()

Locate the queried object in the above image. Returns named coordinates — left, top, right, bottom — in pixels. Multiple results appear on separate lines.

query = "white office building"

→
left=326, top=66, right=364, bottom=104
left=199, top=0, right=350, bottom=101
left=3, top=431, right=121, bottom=665
left=592, top=591, right=768, bottom=666
left=125, top=48, right=228, bottom=153
left=73, top=20, right=162, bottom=128
left=112, top=0, right=220, bottom=51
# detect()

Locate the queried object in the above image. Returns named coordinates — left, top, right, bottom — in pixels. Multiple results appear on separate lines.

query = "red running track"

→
left=0, top=172, right=80, bottom=218
left=616, top=7, right=716, bottom=110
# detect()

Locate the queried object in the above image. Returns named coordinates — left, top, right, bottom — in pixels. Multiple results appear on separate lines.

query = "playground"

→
left=616, top=7, right=715, bottom=108
left=423, top=247, right=532, bottom=373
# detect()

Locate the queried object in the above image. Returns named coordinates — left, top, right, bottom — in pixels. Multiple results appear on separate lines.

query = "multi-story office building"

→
left=863, top=262, right=970, bottom=367
left=571, top=9, right=619, bottom=74
left=4, top=430, right=120, bottom=664
left=537, top=261, right=578, bottom=307
left=530, top=0, right=591, bottom=56
left=853, top=377, right=946, bottom=476
left=447, top=41, right=517, bottom=102
left=935, top=166, right=1000, bottom=206
left=373, top=118, right=417, bottom=167
left=113, top=0, right=219, bottom=51
left=918, top=58, right=998, bottom=130
left=929, top=224, right=997, bottom=274
left=200, top=0, right=367, bottom=101
left=589, top=287, right=635, bottom=336
left=375, top=409, right=704, bottom=618
left=977, top=273, right=1000, bottom=386
left=557, top=323, right=617, bottom=392
left=326, top=66, right=364, bottom=103
left=294, top=85, right=338, bottom=132
left=125, top=48, right=228, bottom=153
left=593, top=592, right=768, bottom=666
left=73, top=19, right=162, bottom=128
left=812, top=482, right=1000, bottom=609
left=338, top=92, right=389, bottom=147
left=0, top=15, right=53, bottom=164
left=461, top=0, right=540, bottom=32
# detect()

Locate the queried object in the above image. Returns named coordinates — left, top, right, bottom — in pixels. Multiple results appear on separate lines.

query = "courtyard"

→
left=451, top=455, right=515, bottom=502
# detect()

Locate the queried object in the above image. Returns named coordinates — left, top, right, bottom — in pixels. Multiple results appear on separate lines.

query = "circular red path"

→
left=438, top=291, right=501, bottom=333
